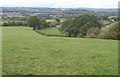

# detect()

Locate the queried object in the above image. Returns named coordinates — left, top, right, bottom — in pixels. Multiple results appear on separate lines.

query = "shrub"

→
left=99, top=22, right=119, bottom=40
left=3, top=22, right=8, bottom=26
left=49, top=22, right=57, bottom=27
left=3, top=21, right=26, bottom=26
left=27, top=16, right=40, bottom=30
left=40, top=19, right=49, bottom=29
left=86, top=28, right=101, bottom=38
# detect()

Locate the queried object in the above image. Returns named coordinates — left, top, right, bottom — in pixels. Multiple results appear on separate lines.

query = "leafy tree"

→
left=27, top=16, right=40, bottom=30
left=100, top=16, right=109, bottom=20
left=59, top=19, right=74, bottom=37
left=49, top=22, right=57, bottom=27
left=40, top=19, right=49, bottom=29
left=60, top=14, right=102, bottom=37
left=3, top=22, right=8, bottom=26
left=56, top=18, right=60, bottom=22
left=55, top=18, right=61, bottom=25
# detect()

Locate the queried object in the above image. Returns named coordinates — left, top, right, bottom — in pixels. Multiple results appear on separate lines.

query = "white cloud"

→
left=1, top=0, right=119, bottom=8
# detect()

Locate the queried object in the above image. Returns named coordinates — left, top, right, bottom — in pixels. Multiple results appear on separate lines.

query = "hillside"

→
left=2, top=7, right=118, bottom=16
left=2, top=27, right=118, bottom=75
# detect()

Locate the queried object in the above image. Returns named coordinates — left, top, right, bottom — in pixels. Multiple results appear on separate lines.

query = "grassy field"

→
left=108, top=16, right=118, bottom=19
left=2, top=27, right=118, bottom=75
left=46, top=19, right=56, bottom=22
left=46, top=18, right=66, bottom=23
left=40, top=28, right=61, bottom=35
left=60, top=18, right=67, bottom=22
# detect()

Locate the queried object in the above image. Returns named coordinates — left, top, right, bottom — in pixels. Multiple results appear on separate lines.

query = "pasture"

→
left=2, top=27, right=118, bottom=75
left=40, top=28, right=61, bottom=35
left=46, top=18, right=66, bottom=23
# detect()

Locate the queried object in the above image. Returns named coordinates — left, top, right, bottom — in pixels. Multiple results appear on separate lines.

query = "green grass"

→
left=40, top=28, right=61, bottom=35
left=60, top=18, right=67, bottom=22
left=46, top=18, right=66, bottom=23
left=46, top=19, right=55, bottom=22
left=2, top=27, right=118, bottom=75
left=106, top=22, right=118, bottom=27
left=108, top=16, right=118, bottom=19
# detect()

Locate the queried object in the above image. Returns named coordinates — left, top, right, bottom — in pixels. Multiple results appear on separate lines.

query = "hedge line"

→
left=35, top=29, right=67, bottom=37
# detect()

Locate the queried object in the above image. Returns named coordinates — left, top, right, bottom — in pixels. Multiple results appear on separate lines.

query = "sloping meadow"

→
left=2, top=27, right=118, bottom=75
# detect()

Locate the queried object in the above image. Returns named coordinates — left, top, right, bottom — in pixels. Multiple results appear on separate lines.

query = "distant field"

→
left=46, top=19, right=55, bottom=22
left=2, top=27, right=118, bottom=75
left=108, top=16, right=118, bottom=19
left=60, top=18, right=67, bottom=22
left=46, top=18, right=66, bottom=23
left=2, top=18, right=66, bottom=24
left=40, top=28, right=61, bottom=35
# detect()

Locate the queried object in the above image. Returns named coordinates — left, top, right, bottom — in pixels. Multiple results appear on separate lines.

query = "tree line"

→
left=59, top=14, right=119, bottom=40
left=27, top=14, right=119, bottom=40
left=3, top=14, right=119, bottom=40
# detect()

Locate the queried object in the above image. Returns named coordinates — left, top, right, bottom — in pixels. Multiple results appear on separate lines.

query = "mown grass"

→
left=2, top=27, right=118, bottom=75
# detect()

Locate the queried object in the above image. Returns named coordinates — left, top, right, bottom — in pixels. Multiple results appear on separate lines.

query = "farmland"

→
left=2, top=27, right=118, bottom=75
left=46, top=18, right=67, bottom=23
left=40, top=28, right=60, bottom=35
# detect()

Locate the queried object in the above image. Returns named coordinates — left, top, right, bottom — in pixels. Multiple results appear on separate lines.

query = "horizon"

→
left=1, top=0, right=119, bottom=8
left=1, top=6, right=118, bottom=9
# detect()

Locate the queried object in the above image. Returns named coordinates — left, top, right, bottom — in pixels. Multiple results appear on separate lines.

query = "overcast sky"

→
left=1, top=0, right=119, bottom=8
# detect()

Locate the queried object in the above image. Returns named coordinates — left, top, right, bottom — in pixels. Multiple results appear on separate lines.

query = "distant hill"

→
left=1, top=7, right=118, bottom=16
